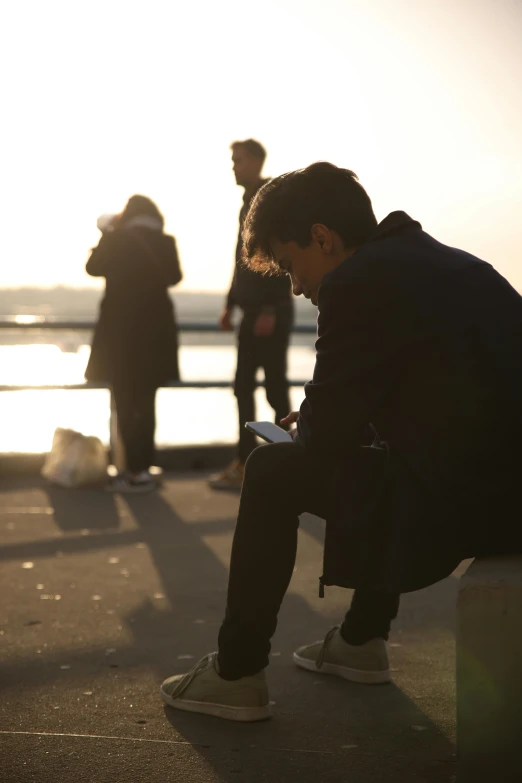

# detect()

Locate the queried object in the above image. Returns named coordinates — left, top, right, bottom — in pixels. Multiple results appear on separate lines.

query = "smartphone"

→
left=245, top=421, right=293, bottom=444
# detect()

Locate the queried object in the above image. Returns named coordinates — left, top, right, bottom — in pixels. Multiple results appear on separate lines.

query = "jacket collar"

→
left=329, top=212, right=423, bottom=283
left=371, top=211, right=422, bottom=240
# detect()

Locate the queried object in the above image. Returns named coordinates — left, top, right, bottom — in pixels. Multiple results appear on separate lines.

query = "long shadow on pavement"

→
left=121, top=491, right=457, bottom=783
left=44, top=485, right=121, bottom=532
left=0, top=478, right=457, bottom=782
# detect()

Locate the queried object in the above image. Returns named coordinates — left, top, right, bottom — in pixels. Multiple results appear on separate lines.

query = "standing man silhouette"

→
left=209, top=140, right=293, bottom=490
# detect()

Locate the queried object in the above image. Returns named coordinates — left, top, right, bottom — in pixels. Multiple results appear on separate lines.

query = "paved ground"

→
left=0, top=473, right=465, bottom=782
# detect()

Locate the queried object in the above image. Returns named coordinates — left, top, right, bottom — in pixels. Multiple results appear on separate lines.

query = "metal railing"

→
left=0, top=317, right=317, bottom=466
left=0, top=317, right=317, bottom=334
left=0, top=317, right=316, bottom=391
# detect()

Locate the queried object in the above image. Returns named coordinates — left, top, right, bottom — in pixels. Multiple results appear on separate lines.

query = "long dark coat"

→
left=296, top=212, right=522, bottom=594
left=85, top=227, right=182, bottom=386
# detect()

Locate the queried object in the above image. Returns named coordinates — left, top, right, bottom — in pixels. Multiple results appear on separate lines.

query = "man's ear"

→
left=310, top=223, right=333, bottom=252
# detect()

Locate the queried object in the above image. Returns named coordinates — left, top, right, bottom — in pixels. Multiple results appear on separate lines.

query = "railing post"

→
left=109, top=389, right=126, bottom=473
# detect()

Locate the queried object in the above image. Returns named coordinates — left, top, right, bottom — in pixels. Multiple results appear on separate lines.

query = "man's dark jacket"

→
left=297, top=212, right=522, bottom=594
left=227, top=181, right=292, bottom=310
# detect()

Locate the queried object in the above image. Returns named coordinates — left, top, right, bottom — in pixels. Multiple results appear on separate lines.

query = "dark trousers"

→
left=234, top=306, right=292, bottom=464
left=218, top=442, right=400, bottom=679
left=111, top=380, right=157, bottom=473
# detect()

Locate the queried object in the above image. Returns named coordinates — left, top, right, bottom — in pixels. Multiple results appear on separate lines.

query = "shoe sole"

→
left=293, top=652, right=391, bottom=684
left=160, top=687, right=271, bottom=722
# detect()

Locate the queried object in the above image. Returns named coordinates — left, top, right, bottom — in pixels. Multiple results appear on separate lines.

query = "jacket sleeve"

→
left=165, top=237, right=183, bottom=287
left=85, top=234, right=116, bottom=277
left=226, top=266, right=238, bottom=309
left=295, top=279, right=407, bottom=459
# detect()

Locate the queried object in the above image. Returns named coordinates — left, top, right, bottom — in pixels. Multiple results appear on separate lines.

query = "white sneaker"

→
left=293, top=626, right=391, bottom=684
left=107, top=471, right=156, bottom=493
left=160, top=652, right=271, bottom=722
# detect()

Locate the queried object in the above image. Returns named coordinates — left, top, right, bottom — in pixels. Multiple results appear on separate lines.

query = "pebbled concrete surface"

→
left=0, top=473, right=465, bottom=782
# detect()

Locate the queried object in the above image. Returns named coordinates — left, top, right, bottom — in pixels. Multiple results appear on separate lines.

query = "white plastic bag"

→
left=41, top=428, right=108, bottom=488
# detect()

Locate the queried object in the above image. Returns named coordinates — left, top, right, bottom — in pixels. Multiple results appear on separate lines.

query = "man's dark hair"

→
left=230, top=138, right=267, bottom=163
left=242, top=162, right=377, bottom=274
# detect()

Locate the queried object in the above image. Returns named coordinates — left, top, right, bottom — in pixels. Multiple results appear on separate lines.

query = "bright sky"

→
left=1, top=0, right=521, bottom=293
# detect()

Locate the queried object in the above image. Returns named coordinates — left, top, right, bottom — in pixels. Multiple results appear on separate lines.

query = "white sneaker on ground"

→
left=293, top=626, right=391, bottom=684
left=160, top=652, right=271, bottom=722
left=107, top=471, right=156, bottom=494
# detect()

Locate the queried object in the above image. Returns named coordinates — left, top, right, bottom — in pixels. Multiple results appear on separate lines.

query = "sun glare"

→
left=0, top=0, right=520, bottom=293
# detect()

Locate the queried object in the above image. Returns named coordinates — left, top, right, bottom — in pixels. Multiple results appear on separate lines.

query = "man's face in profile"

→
left=232, top=148, right=262, bottom=188
left=271, top=225, right=350, bottom=307
left=271, top=238, right=327, bottom=306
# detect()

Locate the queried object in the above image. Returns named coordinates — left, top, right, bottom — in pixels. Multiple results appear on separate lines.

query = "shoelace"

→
left=316, top=626, right=340, bottom=669
left=167, top=652, right=217, bottom=699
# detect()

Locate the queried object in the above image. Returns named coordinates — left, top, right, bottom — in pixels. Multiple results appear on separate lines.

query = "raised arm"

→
left=85, top=233, right=117, bottom=277
left=225, top=265, right=238, bottom=310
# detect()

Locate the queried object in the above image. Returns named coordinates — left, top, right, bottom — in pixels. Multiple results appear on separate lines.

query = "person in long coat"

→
left=159, top=163, right=522, bottom=722
left=85, top=195, right=182, bottom=492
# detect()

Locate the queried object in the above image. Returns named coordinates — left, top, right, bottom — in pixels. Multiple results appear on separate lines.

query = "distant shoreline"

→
left=0, top=287, right=317, bottom=324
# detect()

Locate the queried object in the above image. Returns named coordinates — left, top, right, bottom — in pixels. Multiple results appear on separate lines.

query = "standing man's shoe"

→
left=293, top=626, right=391, bottom=684
left=208, top=459, right=244, bottom=490
left=160, top=653, right=271, bottom=722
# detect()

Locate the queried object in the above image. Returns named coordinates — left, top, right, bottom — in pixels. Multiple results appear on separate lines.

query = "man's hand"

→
left=254, top=312, right=276, bottom=337
left=219, top=307, right=234, bottom=332
left=280, top=411, right=299, bottom=440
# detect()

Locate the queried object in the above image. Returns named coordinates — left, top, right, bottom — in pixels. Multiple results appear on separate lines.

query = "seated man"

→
left=160, top=162, right=522, bottom=722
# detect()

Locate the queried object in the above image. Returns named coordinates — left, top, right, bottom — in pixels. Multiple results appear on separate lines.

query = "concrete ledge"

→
left=457, top=556, right=522, bottom=782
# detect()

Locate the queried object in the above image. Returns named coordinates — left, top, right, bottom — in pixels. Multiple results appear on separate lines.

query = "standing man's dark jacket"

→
left=296, top=212, right=522, bottom=594
left=85, top=227, right=182, bottom=386
left=227, top=181, right=292, bottom=310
